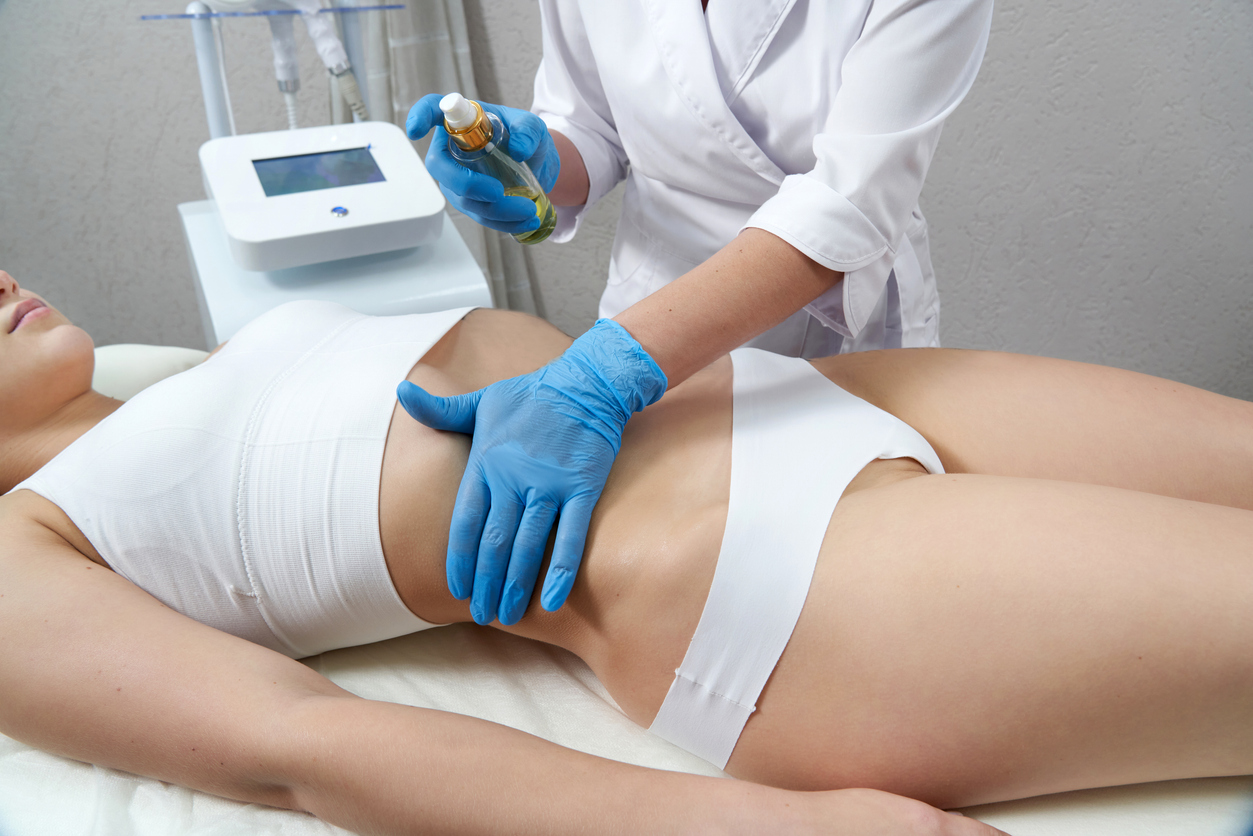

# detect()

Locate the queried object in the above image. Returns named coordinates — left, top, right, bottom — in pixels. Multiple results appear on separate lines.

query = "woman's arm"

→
left=619, top=0, right=994, bottom=385
left=531, top=0, right=627, bottom=229
left=0, top=494, right=1001, bottom=835
left=547, top=129, right=590, bottom=207
left=615, top=228, right=841, bottom=385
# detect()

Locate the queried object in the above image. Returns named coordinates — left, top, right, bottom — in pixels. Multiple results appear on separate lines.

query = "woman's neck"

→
left=0, top=391, right=122, bottom=493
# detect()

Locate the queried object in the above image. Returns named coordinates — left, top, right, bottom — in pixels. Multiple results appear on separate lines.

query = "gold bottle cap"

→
left=445, top=100, right=493, bottom=151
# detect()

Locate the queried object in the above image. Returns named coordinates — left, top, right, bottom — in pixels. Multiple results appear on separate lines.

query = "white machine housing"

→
left=200, top=121, right=445, bottom=271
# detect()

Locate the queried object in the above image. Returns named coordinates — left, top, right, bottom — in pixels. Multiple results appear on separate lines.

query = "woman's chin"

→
left=39, top=324, right=97, bottom=399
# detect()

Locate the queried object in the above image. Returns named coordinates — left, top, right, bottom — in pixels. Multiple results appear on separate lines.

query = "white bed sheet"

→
left=2, top=625, right=1250, bottom=836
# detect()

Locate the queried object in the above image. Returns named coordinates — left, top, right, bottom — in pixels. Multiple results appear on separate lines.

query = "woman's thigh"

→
left=810, top=349, right=1253, bottom=510
left=727, top=472, right=1253, bottom=808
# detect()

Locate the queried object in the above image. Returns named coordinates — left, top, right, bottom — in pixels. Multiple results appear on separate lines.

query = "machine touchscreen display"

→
left=252, top=147, right=386, bottom=197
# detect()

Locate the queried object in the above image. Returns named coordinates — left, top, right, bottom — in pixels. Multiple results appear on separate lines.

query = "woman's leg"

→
left=811, top=350, right=1253, bottom=509
left=729, top=472, right=1253, bottom=808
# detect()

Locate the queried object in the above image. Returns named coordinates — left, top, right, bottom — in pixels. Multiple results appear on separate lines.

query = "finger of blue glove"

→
left=405, top=93, right=446, bottom=141
left=424, top=130, right=508, bottom=204
left=396, top=381, right=481, bottom=434
left=469, top=492, right=526, bottom=624
left=478, top=102, right=543, bottom=162
left=478, top=103, right=561, bottom=193
left=496, top=499, right=560, bottom=626
left=425, top=134, right=544, bottom=234
left=530, top=147, right=560, bottom=195
left=446, top=472, right=490, bottom=601
left=541, top=493, right=598, bottom=612
left=440, top=184, right=543, bottom=230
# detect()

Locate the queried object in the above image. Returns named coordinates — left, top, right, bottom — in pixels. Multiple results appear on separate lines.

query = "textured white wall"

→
left=2, top=0, right=1250, bottom=397
left=926, top=1, right=1253, bottom=397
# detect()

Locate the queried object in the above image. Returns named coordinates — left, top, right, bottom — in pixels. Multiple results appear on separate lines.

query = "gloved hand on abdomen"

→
left=406, top=93, right=560, bottom=236
left=397, top=320, right=667, bottom=626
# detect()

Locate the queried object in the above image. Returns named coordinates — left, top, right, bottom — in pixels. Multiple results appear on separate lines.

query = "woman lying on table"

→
left=1, top=268, right=1250, bottom=836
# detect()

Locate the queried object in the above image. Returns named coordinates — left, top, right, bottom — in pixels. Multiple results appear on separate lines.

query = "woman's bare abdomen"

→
left=376, top=309, right=931, bottom=761
left=378, top=310, right=744, bottom=707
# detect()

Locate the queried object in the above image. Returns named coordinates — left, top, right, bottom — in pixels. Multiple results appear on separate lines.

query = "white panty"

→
left=648, top=348, right=944, bottom=768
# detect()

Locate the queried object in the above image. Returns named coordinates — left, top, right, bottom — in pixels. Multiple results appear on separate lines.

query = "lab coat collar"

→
left=640, top=0, right=792, bottom=186
left=704, top=0, right=798, bottom=102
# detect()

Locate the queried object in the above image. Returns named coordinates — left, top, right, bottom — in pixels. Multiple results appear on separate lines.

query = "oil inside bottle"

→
left=504, top=186, right=557, bottom=244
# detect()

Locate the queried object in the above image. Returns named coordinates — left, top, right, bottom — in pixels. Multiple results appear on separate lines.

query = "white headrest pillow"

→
left=92, top=344, right=210, bottom=402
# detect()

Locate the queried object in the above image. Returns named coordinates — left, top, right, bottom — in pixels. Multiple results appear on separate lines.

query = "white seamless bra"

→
left=14, top=301, right=473, bottom=658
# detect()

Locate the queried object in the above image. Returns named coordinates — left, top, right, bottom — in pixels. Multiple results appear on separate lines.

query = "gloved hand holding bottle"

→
left=397, top=320, right=667, bottom=626
left=406, top=92, right=560, bottom=243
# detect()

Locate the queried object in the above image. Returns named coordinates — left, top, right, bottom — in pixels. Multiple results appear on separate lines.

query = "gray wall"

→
left=1, top=0, right=333, bottom=347
left=2, top=0, right=1251, bottom=397
left=926, top=1, right=1253, bottom=398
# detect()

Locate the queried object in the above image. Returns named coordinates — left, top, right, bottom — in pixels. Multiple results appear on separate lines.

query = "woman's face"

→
left=0, top=270, right=96, bottom=429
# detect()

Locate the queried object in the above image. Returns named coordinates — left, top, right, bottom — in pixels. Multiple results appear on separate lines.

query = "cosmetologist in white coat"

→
left=538, top=0, right=993, bottom=356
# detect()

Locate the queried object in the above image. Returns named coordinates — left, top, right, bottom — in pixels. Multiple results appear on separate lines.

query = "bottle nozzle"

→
left=440, top=92, right=492, bottom=151
left=440, top=93, right=479, bottom=130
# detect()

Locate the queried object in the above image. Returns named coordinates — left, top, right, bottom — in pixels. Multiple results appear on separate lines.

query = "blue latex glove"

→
left=406, top=92, right=560, bottom=236
left=397, top=320, right=667, bottom=626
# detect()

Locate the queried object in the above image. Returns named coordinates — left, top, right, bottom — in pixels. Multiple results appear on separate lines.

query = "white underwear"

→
left=648, top=348, right=945, bottom=768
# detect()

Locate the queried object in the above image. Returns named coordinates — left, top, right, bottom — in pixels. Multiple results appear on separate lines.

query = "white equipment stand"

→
left=180, top=200, right=492, bottom=348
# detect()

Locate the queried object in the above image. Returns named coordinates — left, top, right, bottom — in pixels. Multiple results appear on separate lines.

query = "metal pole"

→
left=334, top=0, right=369, bottom=122
left=187, top=1, right=235, bottom=139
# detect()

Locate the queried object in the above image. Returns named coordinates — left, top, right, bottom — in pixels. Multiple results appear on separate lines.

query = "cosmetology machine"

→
left=153, top=0, right=491, bottom=349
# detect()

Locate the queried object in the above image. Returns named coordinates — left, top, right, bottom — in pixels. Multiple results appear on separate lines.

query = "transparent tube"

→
left=447, top=111, right=556, bottom=245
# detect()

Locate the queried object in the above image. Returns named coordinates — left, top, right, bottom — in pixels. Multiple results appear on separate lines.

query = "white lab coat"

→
left=532, top=0, right=993, bottom=356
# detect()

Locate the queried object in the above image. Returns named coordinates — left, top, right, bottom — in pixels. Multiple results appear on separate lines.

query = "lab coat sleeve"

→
left=531, top=0, right=630, bottom=242
left=744, top=0, right=993, bottom=338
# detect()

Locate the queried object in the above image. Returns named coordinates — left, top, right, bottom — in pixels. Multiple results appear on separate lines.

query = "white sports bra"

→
left=13, top=301, right=473, bottom=658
